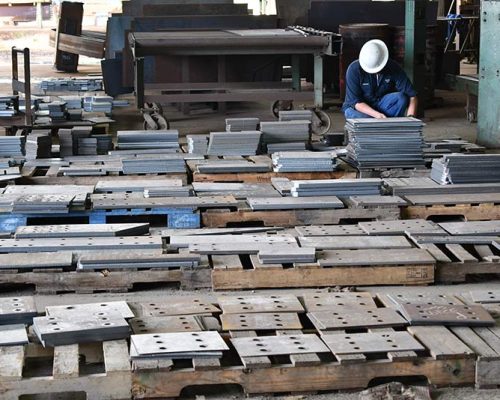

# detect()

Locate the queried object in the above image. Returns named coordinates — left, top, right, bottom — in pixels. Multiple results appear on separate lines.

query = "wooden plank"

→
left=53, top=344, right=79, bottom=379
left=211, top=255, right=243, bottom=270
left=0, top=345, right=24, bottom=380
left=473, top=327, right=500, bottom=355
left=408, top=326, right=475, bottom=359
left=103, top=340, right=130, bottom=373
left=192, top=357, right=221, bottom=371
left=450, top=327, right=500, bottom=359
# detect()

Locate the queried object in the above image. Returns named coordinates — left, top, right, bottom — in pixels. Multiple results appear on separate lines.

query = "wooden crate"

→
left=0, top=340, right=131, bottom=400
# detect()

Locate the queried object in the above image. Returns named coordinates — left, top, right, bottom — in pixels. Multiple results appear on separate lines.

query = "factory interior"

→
left=0, top=0, right=499, bottom=399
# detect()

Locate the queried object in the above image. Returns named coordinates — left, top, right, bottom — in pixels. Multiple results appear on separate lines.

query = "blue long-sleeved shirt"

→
left=342, top=59, right=417, bottom=112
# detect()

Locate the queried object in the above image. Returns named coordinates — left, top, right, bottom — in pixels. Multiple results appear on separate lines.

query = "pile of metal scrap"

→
left=346, top=117, right=425, bottom=169
left=225, top=118, right=260, bottom=132
left=431, top=154, right=500, bottom=184
left=272, top=151, right=337, bottom=172
left=207, top=131, right=262, bottom=156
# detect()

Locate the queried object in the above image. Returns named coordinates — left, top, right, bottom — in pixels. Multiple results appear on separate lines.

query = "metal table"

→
left=129, top=28, right=336, bottom=113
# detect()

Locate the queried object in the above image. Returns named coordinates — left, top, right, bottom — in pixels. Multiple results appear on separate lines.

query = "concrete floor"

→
left=1, top=63, right=499, bottom=399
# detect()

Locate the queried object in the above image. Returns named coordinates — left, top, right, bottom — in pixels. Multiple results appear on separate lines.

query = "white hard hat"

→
left=359, top=39, right=389, bottom=74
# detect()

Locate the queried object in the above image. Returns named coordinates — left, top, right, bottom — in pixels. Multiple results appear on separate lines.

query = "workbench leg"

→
left=135, top=57, right=145, bottom=109
left=292, top=55, right=301, bottom=92
left=217, top=55, right=227, bottom=114
left=313, top=54, right=324, bottom=108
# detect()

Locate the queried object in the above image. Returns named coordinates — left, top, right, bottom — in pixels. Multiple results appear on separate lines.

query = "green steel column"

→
left=477, top=0, right=500, bottom=148
left=404, top=0, right=426, bottom=117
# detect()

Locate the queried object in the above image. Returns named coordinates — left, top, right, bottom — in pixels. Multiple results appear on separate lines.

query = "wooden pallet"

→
left=415, top=240, right=500, bottom=283
left=402, top=203, right=500, bottom=221
left=357, top=167, right=429, bottom=179
left=192, top=170, right=356, bottom=183
left=202, top=206, right=400, bottom=228
left=0, top=267, right=211, bottom=294
left=0, top=340, right=131, bottom=400
left=210, top=254, right=434, bottom=290
left=131, top=325, right=475, bottom=398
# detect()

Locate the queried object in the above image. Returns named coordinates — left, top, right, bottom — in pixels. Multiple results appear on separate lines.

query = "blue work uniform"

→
left=342, top=59, right=417, bottom=118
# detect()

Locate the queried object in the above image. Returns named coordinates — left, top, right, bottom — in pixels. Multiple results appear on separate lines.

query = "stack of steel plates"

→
left=0, top=324, right=29, bottom=346
left=345, top=117, right=425, bottom=168
left=25, top=131, right=51, bottom=159
left=260, top=121, right=311, bottom=152
left=0, top=95, right=17, bottom=117
left=58, top=128, right=74, bottom=157
left=196, top=159, right=270, bottom=173
left=279, top=110, right=313, bottom=122
left=225, top=117, right=260, bottom=131
left=267, top=142, right=307, bottom=153
left=272, top=151, right=337, bottom=172
left=95, top=179, right=183, bottom=193
left=77, top=137, right=98, bottom=155
left=290, top=178, right=382, bottom=197
left=48, top=101, right=67, bottom=121
left=12, top=194, right=75, bottom=214
left=59, top=95, right=82, bottom=109
left=117, top=130, right=179, bottom=151
left=130, top=331, right=229, bottom=360
left=121, top=154, right=185, bottom=174
left=144, top=186, right=192, bottom=197
left=0, top=297, right=37, bottom=325
left=71, top=127, right=92, bottom=155
left=67, top=109, right=82, bottom=121
left=39, top=78, right=103, bottom=92
left=0, top=136, right=25, bottom=157
left=83, top=95, right=113, bottom=114
left=258, top=246, right=316, bottom=264
left=207, top=131, right=261, bottom=156
left=77, top=251, right=200, bottom=270
left=431, top=154, right=500, bottom=184
left=187, top=135, right=209, bottom=154
left=33, top=301, right=132, bottom=347
left=94, top=134, right=114, bottom=154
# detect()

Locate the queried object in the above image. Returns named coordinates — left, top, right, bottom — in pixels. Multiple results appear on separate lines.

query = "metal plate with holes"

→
left=218, top=294, right=304, bottom=314
left=221, top=312, right=302, bottom=331
left=14, top=223, right=150, bottom=238
left=171, top=234, right=295, bottom=249
left=129, top=316, right=203, bottom=334
left=378, top=293, right=464, bottom=309
left=470, top=290, right=500, bottom=304
left=188, top=243, right=299, bottom=255
left=295, top=225, right=366, bottom=237
left=0, top=324, right=29, bottom=346
left=231, top=334, right=329, bottom=357
left=247, top=196, right=344, bottom=210
left=307, top=307, right=408, bottom=331
left=322, top=331, right=425, bottom=355
left=0, top=251, right=73, bottom=270
left=0, top=296, right=37, bottom=324
left=399, top=304, right=495, bottom=326
left=298, top=236, right=411, bottom=250
left=46, top=301, right=134, bottom=319
left=302, top=292, right=377, bottom=311
left=359, top=220, right=443, bottom=235
left=140, top=297, right=220, bottom=316
left=131, top=331, right=229, bottom=357
left=348, top=195, right=408, bottom=207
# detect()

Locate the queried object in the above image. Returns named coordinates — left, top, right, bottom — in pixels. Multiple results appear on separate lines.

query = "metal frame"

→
left=11, top=47, right=32, bottom=126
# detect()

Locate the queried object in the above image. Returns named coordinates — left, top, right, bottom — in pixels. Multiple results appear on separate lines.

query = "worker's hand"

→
left=374, top=112, right=387, bottom=119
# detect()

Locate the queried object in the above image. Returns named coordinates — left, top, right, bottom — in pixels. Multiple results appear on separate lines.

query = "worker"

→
left=342, top=39, right=418, bottom=119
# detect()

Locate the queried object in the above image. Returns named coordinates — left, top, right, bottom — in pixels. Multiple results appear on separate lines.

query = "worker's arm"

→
left=355, top=102, right=386, bottom=119
left=407, top=96, right=418, bottom=117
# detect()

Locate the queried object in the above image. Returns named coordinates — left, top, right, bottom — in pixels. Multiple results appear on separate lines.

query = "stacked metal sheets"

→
left=0, top=136, right=25, bottom=157
left=117, top=130, right=179, bottom=151
left=39, top=78, right=103, bottom=92
left=196, top=159, right=270, bottom=174
left=58, top=128, right=74, bottom=157
left=59, top=95, right=82, bottom=109
left=247, top=196, right=344, bottom=210
left=207, top=131, right=261, bottom=156
left=0, top=324, right=29, bottom=346
left=279, top=110, right=313, bottom=122
left=267, top=142, right=307, bottom=153
left=260, top=121, right=311, bottom=148
left=130, top=331, right=229, bottom=360
left=187, top=135, right=208, bottom=154
left=144, top=186, right=192, bottom=198
left=47, top=101, right=67, bottom=121
left=77, top=137, right=98, bottom=155
left=431, top=154, right=500, bottom=184
left=95, top=179, right=183, bottom=193
left=83, top=95, right=113, bottom=114
left=12, top=194, right=75, bottom=214
left=345, top=117, right=425, bottom=168
left=0, top=95, right=18, bottom=117
left=272, top=151, right=336, bottom=172
left=0, top=297, right=37, bottom=325
left=122, top=154, right=186, bottom=174
left=290, top=178, right=382, bottom=197
left=25, top=131, right=51, bottom=159
left=225, top=117, right=260, bottom=132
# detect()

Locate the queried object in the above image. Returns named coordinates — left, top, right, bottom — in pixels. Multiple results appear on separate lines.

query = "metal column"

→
left=313, top=53, right=324, bottom=108
left=477, top=0, right=500, bottom=148
left=404, top=0, right=427, bottom=117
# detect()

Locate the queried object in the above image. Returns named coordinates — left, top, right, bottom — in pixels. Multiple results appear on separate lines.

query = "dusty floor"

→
left=1, top=63, right=499, bottom=399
